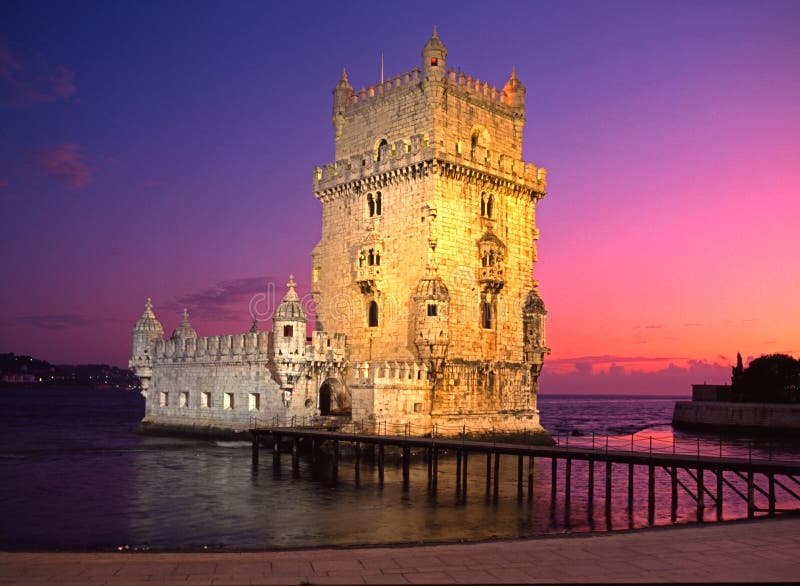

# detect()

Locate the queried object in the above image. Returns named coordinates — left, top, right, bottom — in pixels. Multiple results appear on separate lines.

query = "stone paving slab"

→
left=1, top=515, right=800, bottom=584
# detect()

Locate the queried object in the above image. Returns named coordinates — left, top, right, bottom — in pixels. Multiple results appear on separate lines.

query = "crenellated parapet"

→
left=153, top=331, right=271, bottom=364
left=314, top=147, right=546, bottom=201
left=349, top=361, right=432, bottom=388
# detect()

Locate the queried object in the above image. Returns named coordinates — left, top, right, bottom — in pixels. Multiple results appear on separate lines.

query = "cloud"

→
left=30, top=143, right=93, bottom=189
left=15, top=313, right=93, bottom=330
left=540, top=358, right=732, bottom=395
left=0, top=41, right=76, bottom=107
left=167, top=276, right=278, bottom=321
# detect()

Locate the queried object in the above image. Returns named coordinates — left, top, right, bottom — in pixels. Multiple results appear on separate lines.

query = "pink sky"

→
left=0, top=1, right=797, bottom=394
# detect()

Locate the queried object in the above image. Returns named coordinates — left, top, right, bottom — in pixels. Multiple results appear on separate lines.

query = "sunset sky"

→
left=1, top=0, right=797, bottom=394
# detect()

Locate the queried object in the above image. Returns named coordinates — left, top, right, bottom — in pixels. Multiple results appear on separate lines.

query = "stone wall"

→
left=672, top=401, right=800, bottom=433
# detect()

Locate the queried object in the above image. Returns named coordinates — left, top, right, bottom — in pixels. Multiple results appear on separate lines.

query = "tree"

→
left=732, top=354, right=800, bottom=403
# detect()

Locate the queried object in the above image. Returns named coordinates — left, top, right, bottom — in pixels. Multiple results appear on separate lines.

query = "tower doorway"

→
left=318, top=378, right=351, bottom=416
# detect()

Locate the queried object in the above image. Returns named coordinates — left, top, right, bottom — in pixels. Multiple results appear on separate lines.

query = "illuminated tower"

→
left=311, top=28, right=550, bottom=433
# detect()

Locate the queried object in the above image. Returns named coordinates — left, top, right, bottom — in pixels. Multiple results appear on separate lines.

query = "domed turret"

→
left=332, top=68, right=353, bottom=138
left=273, top=275, right=308, bottom=396
left=130, top=298, right=164, bottom=394
left=421, top=25, right=447, bottom=82
left=523, top=284, right=550, bottom=372
left=171, top=308, right=197, bottom=340
left=413, top=268, right=450, bottom=374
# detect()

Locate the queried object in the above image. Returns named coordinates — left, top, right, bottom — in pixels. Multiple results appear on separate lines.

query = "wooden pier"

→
left=250, top=424, right=800, bottom=524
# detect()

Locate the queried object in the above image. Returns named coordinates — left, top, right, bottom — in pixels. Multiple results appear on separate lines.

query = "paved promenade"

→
left=2, top=515, right=799, bottom=585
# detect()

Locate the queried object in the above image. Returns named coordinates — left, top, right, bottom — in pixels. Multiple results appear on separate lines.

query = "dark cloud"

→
left=167, top=276, right=277, bottom=321
left=0, top=41, right=76, bottom=107
left=15, top=314, right=93, bottom=330
left=29, top=144, right=92, bottom=189
left=540, top=358, right=731, bottom=395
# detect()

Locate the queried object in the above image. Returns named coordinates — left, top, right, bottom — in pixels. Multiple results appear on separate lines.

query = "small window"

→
left=283, top=325, right=293, bottom=337
left=312, top=267, right=321, bottom=283
left=413, top=402, right=423, bottom=413
left=368, top=301, right=379, bottom=327
left=482, top=300, right=493, bottom=329
left=201, top=392, right=211, bottom=409
left=224, top=392, right=234, bottom=410
left=367, top=193, right=375, bottom=217
left=431, top=57, right=438, bottom=67
left=159, top=391, right=168, bottom=407
left=179, top=392, right=188, bottom=408
left=486, top=194, right=494, bottom=218
left=427, top=303, right=437, bottom=317
left=375, top=192, right=382, bottom=216
left=249, top=393, right=260, bottom=411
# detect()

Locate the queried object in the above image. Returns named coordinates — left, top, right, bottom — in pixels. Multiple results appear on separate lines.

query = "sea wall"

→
left=672, top=401, right=800, bottom=434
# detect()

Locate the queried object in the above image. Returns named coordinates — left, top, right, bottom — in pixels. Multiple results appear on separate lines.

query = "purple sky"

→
left=1, top=1, right=798, bottom=394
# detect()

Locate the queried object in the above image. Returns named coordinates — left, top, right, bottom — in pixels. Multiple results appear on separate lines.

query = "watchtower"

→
left=312, top=28, right=550, bottom=432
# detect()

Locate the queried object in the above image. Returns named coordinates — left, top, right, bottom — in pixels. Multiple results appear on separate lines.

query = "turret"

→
left=421, top=25, right=447, bottom=82
left=170, top=308, right=197, bottom=340
left=273, top=275, right=307, bottom=403
left=332, top=68, right=353, bottom=139
left=129, top=298, right=164, bottom=395
left=413, top=268, right=450, bottom=376
left=502, top=66, right=526, bottom=110
left=523, top=284, right=550, bottom=375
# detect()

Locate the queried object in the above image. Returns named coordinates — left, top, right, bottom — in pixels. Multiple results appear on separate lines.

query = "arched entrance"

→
left=318, top=378, right=351, bottom=416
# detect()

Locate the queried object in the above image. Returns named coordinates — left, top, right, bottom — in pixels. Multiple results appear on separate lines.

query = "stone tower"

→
left=311, top=29, right=550, bottom=433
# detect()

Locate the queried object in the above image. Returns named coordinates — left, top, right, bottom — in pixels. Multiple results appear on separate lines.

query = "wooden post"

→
left=517, top=455, right=524, bottom=501
left=565, top=458, right=572, bottom=511
left=605, top=461, right=612, bottom=523
left=251, top=435, right=259, bottom=466
left=627, top=464, right=634, bottom=513
left=671, top=466, right=678, bottom=522
left=486, top=452, right=492, bottom=497
left=427, top=447, right=433, bottom=486
left=747, top=471, right=754, bottom=518
left=551, top=457, right=558, bottom=503
left=310, top=438, right=317, bottom=465
left=697, top=467, right=704, bottom=522
left=717, top=469, right=723, bottom=520
left=332, top=439, right=339, bottom=482
left=493, top=452, right=500, bottom=498
left=462, top=450, right=469, bottom=498
left=433, top=446, right=439, bottom=491
left=588, top=460, right=594, bottom=508
left=648, top=464, right=655, bottom=525
left=273, top=434, right=281, bottom=468
left=768, top=473, right=776, bottom=515
left=378, top=444, right=385, bottom=486
left=527, top=455, right=535, bottom=502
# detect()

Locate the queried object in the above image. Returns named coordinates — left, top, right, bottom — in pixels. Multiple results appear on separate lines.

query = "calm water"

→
left=1, top=388, right=798, bottom=551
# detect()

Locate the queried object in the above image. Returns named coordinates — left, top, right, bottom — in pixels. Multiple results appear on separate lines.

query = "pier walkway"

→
left=2, top=514, right=799, bottom=584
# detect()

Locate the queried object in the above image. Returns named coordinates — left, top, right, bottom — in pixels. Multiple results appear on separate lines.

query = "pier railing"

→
left=250, top=415, right=800, bottom=463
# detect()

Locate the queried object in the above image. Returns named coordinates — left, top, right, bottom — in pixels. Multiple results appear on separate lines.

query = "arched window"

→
left=283, top=325, right=293, bottom=337
left=427, top=303, right=438, bottom=317
left=367, top=193, right=375, bottom=217
left=486, top=195, right=494, bottom=218
left=375, top=191, right=382, bottom=216
left=481, top=298, right=494, bottom=329
left=376, top=139, right=389, bottom=162
left=368, top=301, right=379, bottom=327
left=368, top=249, right=375, bottom=265
left=480, top=192, right=486, bottom=217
